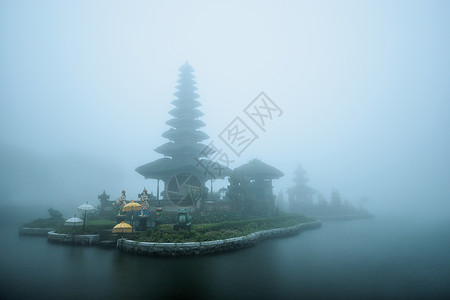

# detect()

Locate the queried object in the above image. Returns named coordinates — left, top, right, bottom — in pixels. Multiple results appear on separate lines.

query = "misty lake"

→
left=1, top=214, right=449, bottom=300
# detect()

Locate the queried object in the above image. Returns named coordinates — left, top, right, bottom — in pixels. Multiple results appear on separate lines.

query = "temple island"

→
left=21, top=63, right=374, bottom=255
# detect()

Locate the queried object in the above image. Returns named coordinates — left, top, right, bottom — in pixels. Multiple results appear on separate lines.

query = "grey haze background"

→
left=1, top=0, right=449, bottom=218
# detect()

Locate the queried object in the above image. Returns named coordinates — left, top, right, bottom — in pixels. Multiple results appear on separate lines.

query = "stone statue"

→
left=140, top=188, right=150, bottom=215
left=117, top=190, right=127, bottom=213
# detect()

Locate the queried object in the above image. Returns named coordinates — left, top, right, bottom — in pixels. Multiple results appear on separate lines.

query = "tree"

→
left=330, top=189, right=342, bottom=208
left=316, top=193, right=328, bottom=207
left=342, top=198, right=357, bottom=213
left=226, top=172, right=253, bottom=215
left=47, top=207, right=63, bottom=219
left=287, top=165, right=315, bottom=209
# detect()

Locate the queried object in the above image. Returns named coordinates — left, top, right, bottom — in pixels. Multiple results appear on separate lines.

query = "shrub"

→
left=133, top=213, right=312, bottom=243
left=47, top=207, right=63, bottom=219
left=55, top=218, right=117, bottom=234
left=22, top=217, right=64, bottom=229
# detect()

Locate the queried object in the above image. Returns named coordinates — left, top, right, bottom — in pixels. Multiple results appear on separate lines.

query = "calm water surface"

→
left=1, top=215, right=449, bottom=299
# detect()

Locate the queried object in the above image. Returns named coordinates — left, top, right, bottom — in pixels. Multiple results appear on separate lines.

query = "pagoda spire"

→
left=155, top=63, right=211, bottom=161
left=135, top=63, right=231, bottom=186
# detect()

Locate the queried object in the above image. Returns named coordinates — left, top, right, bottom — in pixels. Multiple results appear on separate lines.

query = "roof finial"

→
left=179, top=61, right=194, bottom=72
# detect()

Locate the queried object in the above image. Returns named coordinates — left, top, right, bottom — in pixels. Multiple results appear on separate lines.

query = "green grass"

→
left=86, top=219, right=117, bottom=228
left=22, top=218, right=64, bottom=229
left=54, top=218, right=117, bottom=234
left=21, top=214, right=315, bottom=240
left=135, top=214, right=314, bottom=243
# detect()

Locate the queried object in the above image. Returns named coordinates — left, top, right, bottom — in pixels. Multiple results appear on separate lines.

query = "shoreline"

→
left=117, top=220, right=322, bottom=256
left=19, top=227, right=54, bottom=236
left=47, top=231, right=100, bottom=245
left=18, top=213, right=372, bottom=251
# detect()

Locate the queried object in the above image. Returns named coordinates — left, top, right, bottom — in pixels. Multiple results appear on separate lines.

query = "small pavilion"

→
left=234, top=159, right=284, bottom=213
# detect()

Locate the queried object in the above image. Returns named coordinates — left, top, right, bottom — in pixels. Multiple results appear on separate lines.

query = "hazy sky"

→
left=1, top=0, right=449, bottom=215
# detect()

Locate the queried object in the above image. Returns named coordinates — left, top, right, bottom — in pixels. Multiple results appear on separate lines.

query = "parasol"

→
left=122, top=200, right=142, bottom=212
left=65, top=216, right=83, bottom=226
left=113, top=221, right=132, bottom=239
left=78, top=202, right=96, bottom=233
left=65, top=215, right=83, bottom=242
left=122, top=201, right=142, bottom=233
left=78, top=202, right=96, bottom=211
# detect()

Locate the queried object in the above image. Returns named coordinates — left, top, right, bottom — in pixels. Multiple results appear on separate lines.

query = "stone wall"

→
left=117, top=220, right=321, bottom=256
left=47, top=231, right=100, bottom=245
left=19, top=227, right=54, bottom=236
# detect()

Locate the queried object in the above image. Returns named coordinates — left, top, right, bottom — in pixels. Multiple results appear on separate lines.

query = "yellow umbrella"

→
left=122, top=200, right=142, bottom=212
left=113, top=221, right=132, bottom=238
left=113, top=221, right=132, bottom=233
left=121, top=201, right=142, bottom=233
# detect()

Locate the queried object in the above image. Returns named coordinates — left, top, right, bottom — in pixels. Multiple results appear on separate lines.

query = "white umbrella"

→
left=64, top=216, right=83, bottom=226
left=78, top=202, right=96, bottom=212
left=65, top=215, right=83, bottom=242
left=78, top=202, right=96, bottom=232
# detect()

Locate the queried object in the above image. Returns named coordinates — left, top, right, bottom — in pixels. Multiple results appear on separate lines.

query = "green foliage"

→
left=23, top=217, right=64, bottom=228
left=317, top=193, right=328, bottom=207
left=226, top=171, right=251, bottom=210
left=227, top=171, right=271, bottom=216
left=134, top=214, right=312, bottom=243
left=55, top=218, right=117, bottom=234
left=23, top=207, right=64, bottom=228
left=191, top=209, right=241, bottom=224
left=92, top=200, right=121, bottom=219
left=154, top=211, right=178, bottom=224
left=47, top=207, right=63, bottom=219
left=330, top=189, right=342, bottom=207
left=86, top=218, right=117, bottom=228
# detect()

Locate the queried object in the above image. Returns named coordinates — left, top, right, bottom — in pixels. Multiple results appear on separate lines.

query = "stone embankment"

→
left=47, top=231, right=100, bottom=245
left=19, top=227, right=54, bottom=236
left=117, top=220, right=321, bottom=256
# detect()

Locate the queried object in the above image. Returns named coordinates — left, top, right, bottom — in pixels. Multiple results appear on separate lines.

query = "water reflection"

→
left=1, top=215, right=450, bottom=299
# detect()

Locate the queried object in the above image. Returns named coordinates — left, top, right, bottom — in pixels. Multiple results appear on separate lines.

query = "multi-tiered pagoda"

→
left=136, top=63, right=231, bottom=209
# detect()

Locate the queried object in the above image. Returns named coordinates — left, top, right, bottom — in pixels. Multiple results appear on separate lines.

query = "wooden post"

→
left=210, top=179, right=213, bottom=197
left=83, top=210, right=87, bottom=233
left=157, top=179, right=160, bottom=201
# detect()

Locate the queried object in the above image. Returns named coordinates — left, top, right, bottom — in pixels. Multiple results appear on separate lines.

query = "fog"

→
left=1, top=0, right=449, bottom=220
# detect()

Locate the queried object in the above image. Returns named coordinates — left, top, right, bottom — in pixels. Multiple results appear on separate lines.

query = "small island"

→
left=20, top=63, right=370, bottom=256
left=20, top=194, right=321, bottom=256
